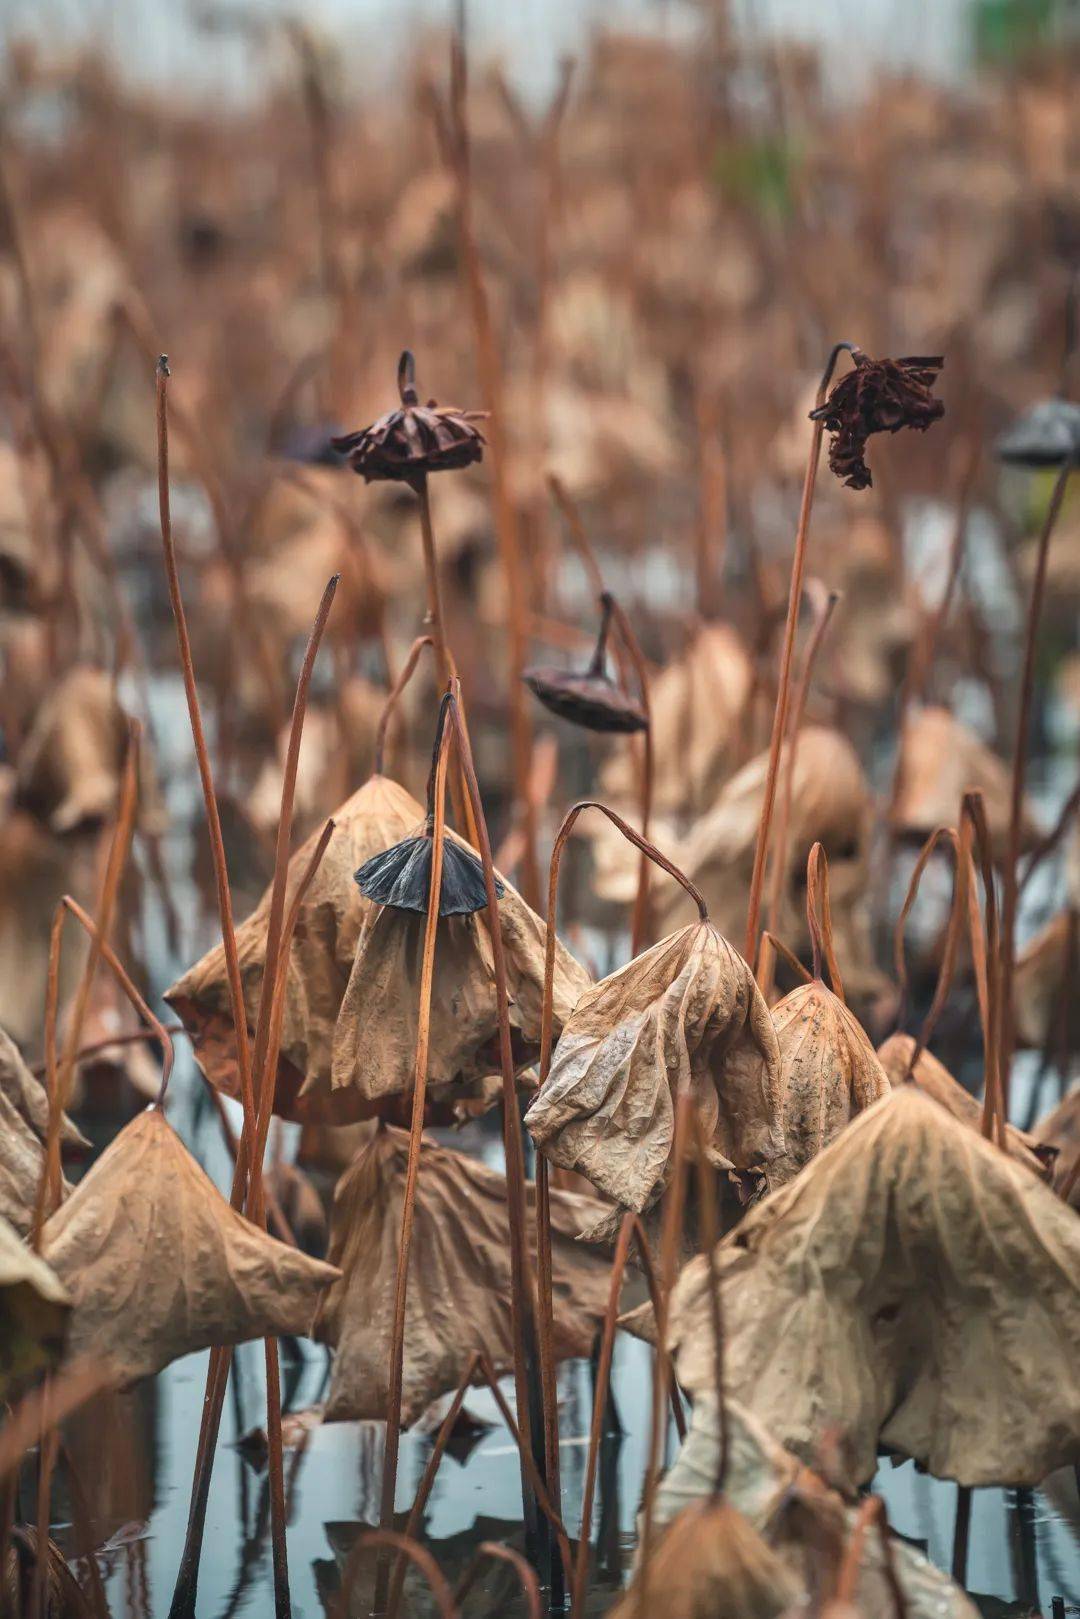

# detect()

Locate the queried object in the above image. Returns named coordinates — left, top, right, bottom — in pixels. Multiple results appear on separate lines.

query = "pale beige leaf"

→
left=0, top=1213, right=70, bottom=1396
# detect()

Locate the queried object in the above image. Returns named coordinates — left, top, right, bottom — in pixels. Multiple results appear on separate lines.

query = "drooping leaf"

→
left=0, top=1213, right=70, bottom=1397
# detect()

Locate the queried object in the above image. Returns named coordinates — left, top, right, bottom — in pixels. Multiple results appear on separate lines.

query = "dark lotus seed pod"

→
left=355, top=830, right=503, bottom=917
left=331, top=351, right=486, bottom=486
left=995, top=398, right=1080, bottom=470
left=523, top=591, right=648, bottom=735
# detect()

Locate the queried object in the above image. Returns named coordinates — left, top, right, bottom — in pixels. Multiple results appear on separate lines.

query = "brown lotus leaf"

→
left=325, top=840, right=590, bottom=1108
left=0, top=1024, right=87, bottom=1151
left=14, top=666, right=134, bottom=835
left=3, top=1526, right=90, bottom=1619
left=877, top=1032, right=1050, bottom=1177
left=166, top=773, right=425, bottom=1122
left=1036, top=1086, right=1080, bottom=1208
left=656, top=728, right=885, bottom=1005
left=891, top=706, right=1040, bottom=857
left=599, top=621, right=754, bottom=816
left=0, top=1083, right=71, bottom=1238
left=609, top=1500, right=797, bottom=1619
left=312, top=1125, right=611, bottom=1423
left=41, top=1109, right=340, bottom=1382
left=525, top=921, right=783, bottom=1226
left=1013, top=909, right=1080, bottom=1052
left=659, top=1087, right=1080, bottom=1488
left=767, top=982, right=889, bottom=1189
left=0, top=812, right=94, bottom=1051
left=264, top=1159, right=328, bottom=1258
left=0, top=1212, right=70, bottom=1397
left=653, top=1398, right=978, bottom=1619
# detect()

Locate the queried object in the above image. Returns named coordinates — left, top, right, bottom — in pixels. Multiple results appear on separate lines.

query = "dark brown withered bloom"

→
left=331, top=351, right=486, bottom=486
left=810, top=350, right=944, bottom=490
left=524, top=592, right=648, bottom=734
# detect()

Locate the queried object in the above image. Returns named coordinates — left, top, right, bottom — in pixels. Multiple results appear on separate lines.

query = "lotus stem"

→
left=762, top=584, right=840, bottom=990
left=998, top=458, right=1075, bottom=1122
left=339, top=1531, right=457, bottom=1619
left=744, top=340, right=860, bottom=965
left=951, top=1484, right=972, bottom=1585
left=0, top=1358, right=114, bottom=1487
left=891, top=824, right=984, bottom=1083
left=964, top=793, right=1007, bottom=1148
left=835, top=1494, right=905, bottom=1616
left=454, top=1543, right=541, bottom=1619
left=805, top=842, right=846, bottom=1002
left=606, top=594, right=655, bottom=956
left=373, top=635, right=435, bottom=776
left=374, top=697, right=452, bottom=1613
left=687, top=1108, right=727, bottom=1495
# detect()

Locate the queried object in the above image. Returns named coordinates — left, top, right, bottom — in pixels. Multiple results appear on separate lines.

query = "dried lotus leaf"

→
left=166, top=773, right=425, bottom=1121
left=312, top=1126, right=611, bottom=1423
left=664, top=1087, right=1080, bottom=1488
left=1013, top=909, right=1080, bottom=1053
left=653, top=1398, right=978, bottom=1619
left=1036, top=1086, right=1080, bottom=1208
left=0, top=1213, right=70, bottom=1397
left=526, top=920, right=783, bottom=1223
left=0, top=1085, right=71, bottom=1238
left=0, top=1025, right=87, bottom=1151
left=891, top=706, right=1040, bottom=857
left=41, top=1109, right=339, bottom=1382
left=876, top=1032, right=1049, bottom=1177
left=609, top=1500, right=796, bottom=1619
left=768, top=981, right=889, bottom=1189
left=325, top=841, right=589, bottom=1107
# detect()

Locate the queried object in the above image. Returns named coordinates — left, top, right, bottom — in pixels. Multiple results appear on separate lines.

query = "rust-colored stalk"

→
left=415, top=477, right=480, bottom=846
left=338, top=1531, right=457, bottom=1619
left=687, top=1108, right=727, bottom=1495
left=437, top=38, right=540, bottom=905
left=455, top=1544, right=541, bottom=1619
left=998, top=460, right=1074, bottom=1122
left=744, top=341, right=860, bottom=964
left=373, top=635, right=435, bottom=775
left=805, top=842, right=846, bottom=1002
left=374, top=697, right=452, bottom=1612
left=964, top=793, right=1007, bottom=1148
left=835, top=1494, right=906, bottom=1616
left=607, top=595, right=655, bottom=955
left=762, top=584, right=840, bottom=984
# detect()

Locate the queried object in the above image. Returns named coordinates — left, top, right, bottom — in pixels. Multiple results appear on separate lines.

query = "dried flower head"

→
left=524, top=592, right=648, bottom=734
left=355, top=828, right=502, bottom=917
left=810, top=351, right=944, bottom=490
left=331, top=351, right=486, bottom=486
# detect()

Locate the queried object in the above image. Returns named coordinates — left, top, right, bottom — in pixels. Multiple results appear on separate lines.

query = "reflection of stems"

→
left=341, top=1531, right=456, bottom=1619
left=761, top=585, right=840, bottom=988
left=374, top=701, right=452, bottom=1614
left=998, top=460, right=1074, bottom=1121
left=744, top=341, right=860, bottom=965
left=454, top=1543, right=540, bottom=1619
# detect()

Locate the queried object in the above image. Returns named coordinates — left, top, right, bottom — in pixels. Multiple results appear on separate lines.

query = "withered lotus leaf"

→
left=355, top=830, right=501, bottom=916
left=0, top=1084, right=70, bottom=1237
left=166, top=773, right=425, bottom=1121
left=609, top=1500, right=797, bottom=1619
left=0, top=1213, right=70, bottom=1396
left=877, top=1032, right=1050, bottom=1178
left=891, top=706, right=1039, bottom=857
left=663, top=1088, right=1080, bottom=1488
left=13, top=665, right=130, bottom=835
left=325, top=839, right=590, bottom=1107
left=41, top=1109, right=340, bottom=1382
left=1013, top=909, right=1080, bottom=1052
left=767, top=983, right=889, bottom=1189
left=526, top=921, right=783, bottom=1223
left=1036, top=1086, right=1080, bottom=1209
left=312, top=1126, right=610, bottom=1423
left=654, top=1398, right=978, bottom=1619
left=0, top=1026, right=87, bottom=1150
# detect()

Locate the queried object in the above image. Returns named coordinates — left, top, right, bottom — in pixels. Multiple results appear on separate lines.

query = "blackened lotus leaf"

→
left=354, top=832, right=502, bottom=916
left=523, top=667, right=648, bottom=734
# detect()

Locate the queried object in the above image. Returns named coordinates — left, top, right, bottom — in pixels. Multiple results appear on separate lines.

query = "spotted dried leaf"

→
left=41, top=1109, right=339, bottom=1382
left=526, top=921, right=783, bottom=1225
left=312, top=1126, right=611, bottom=1423
left=166, top=773, right=425, bottom=1122
left=325, top=840, right=590, bottom=1108
left=662, top=1087, right=1080, bottom=1488
left=768, top=981, right=889, bottom=1188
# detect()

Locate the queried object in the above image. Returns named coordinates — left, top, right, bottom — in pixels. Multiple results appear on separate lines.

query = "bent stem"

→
left=373, top=697, right=452, bottom=1613
left=454, top=1544, right=541, bottom=1619
left=339, top=1531, right=457, bottom=1619
left=373, top=635, right=435, bottom=775
left=998, top=459, right=1075, bottom=1122
left=744, top=341, right=860, bottom=964
left=805, top=842, right=846, bottom=1002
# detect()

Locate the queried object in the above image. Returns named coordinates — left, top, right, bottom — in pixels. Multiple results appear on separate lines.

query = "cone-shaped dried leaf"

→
left=325, top=841, right=590, bottom=1107
left=662, top=1087, right=1080, bottom=1488
left=1013, top=909, right=1080, bottom=1051
left=609, top=1500, right=796, bottom=1619
left=877, top=1032, right=1050, bottom=1177
left=526, top=921, right=783, bottom=1222
left=767, top=982, right=889, bottom=1188
left=600, top=622, right=753, bottom=815
left=657, top=728, right=885, bottom=1005
left=0, top=1213, right=70, bottom=1396
left=355, top=831, right=501, bottom=916
left=41, top=1109, right=340, bottom=1382
left=1036, top=1087, right=1080, bottom=1209
left=654, top=1398, right=978, bottom=1619
left=312, top=1126, right=611, bottom=1423
left=891, top=706, right=1039, bottom=856
left=0, top=1026, right=87, bottom=1150
left=166, top=774, right=425, bottom=1121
